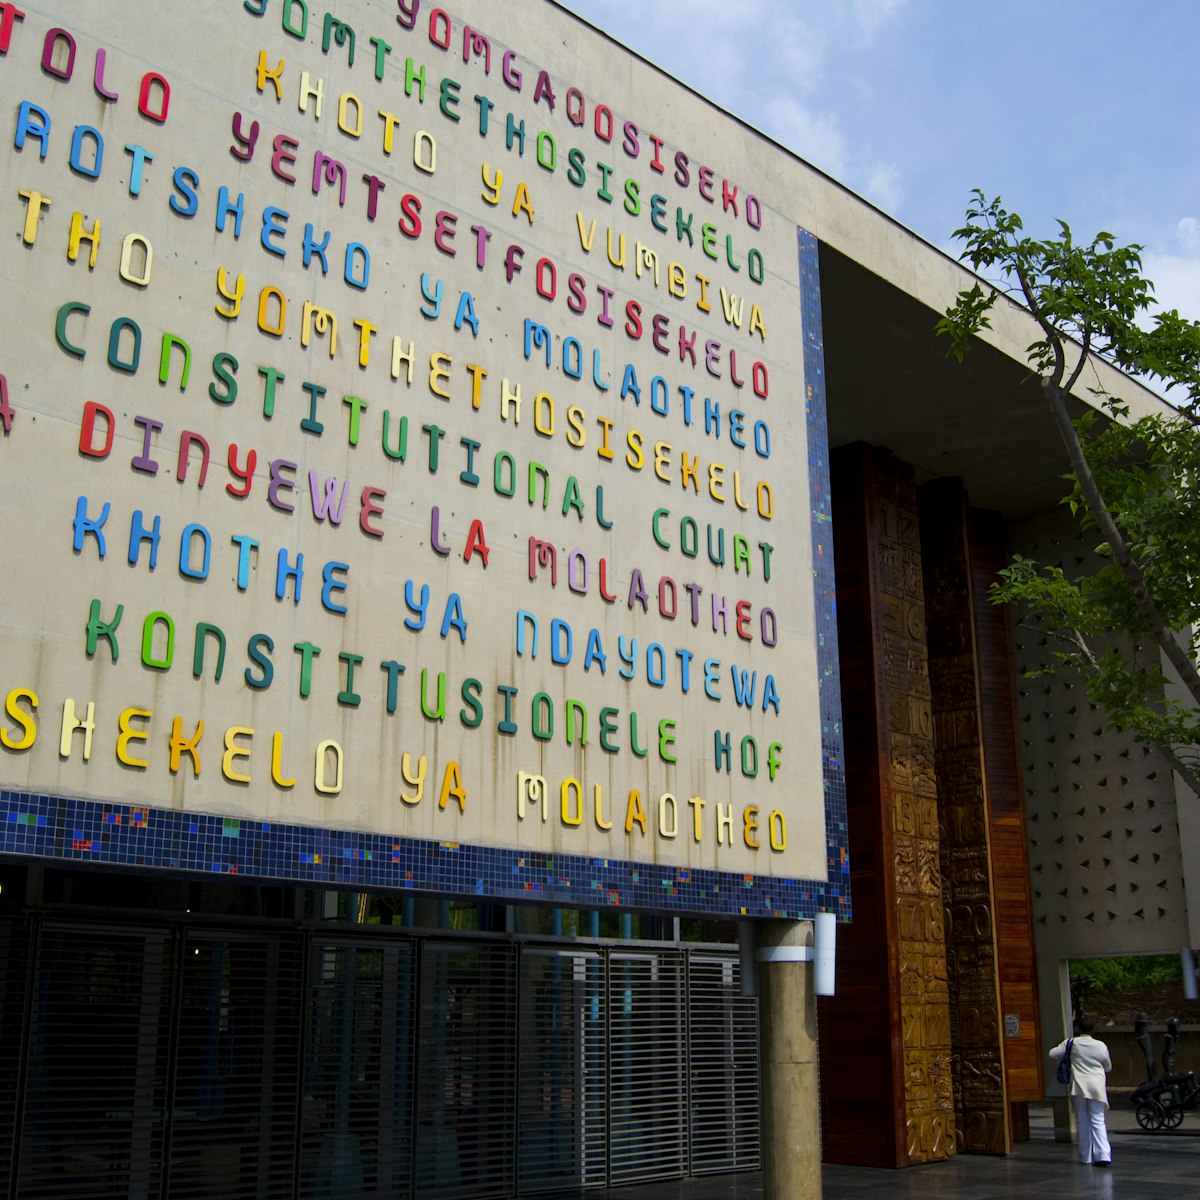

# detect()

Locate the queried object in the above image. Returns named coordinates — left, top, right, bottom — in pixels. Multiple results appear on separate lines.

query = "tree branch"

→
left=1016, top=263, right=1066, bottom=389
left=1063, top=326, right=1092, bottom=398
left=1041, top=376, right=1200, bottom=711
left=1160, top=745, right=1200, bottom=799
left=1069, top=627, right=1098, bottom=668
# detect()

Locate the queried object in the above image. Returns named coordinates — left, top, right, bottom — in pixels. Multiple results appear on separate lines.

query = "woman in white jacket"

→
left=1049, top=1018, right=1113, bottom=1166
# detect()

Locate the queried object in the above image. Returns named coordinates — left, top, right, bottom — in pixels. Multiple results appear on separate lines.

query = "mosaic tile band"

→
left=799, top=227, right=851, bottom=921
left=0, top=786, right=843, bottom=918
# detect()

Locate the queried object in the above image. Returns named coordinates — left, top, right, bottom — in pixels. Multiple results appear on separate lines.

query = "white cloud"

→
left=757, top=18, right=826, bottom=90
left=1142, top=251, right=1200, bottom=324
left=865, top=163, right=904, bottom=213
left=759, top=99, right=908, bottom=216
left=560, top=0, right=910, bottom=221
left=1137, top=218, right=1200, bottom=323
left=762, top=95, right=850, bottom=179
left=851, top=0, right=909, bottom=35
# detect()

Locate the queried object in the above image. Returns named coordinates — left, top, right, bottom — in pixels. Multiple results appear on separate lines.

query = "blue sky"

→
left=556, top=0, right=1200, bottom=320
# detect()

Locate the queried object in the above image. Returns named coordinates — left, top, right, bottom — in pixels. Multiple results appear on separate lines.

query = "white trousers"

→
left=1072, top=1094, right=1111, bottom=1164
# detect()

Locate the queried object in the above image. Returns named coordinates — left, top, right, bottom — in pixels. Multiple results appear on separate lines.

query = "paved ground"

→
left=560, top=1096, right=1200, bottom=1199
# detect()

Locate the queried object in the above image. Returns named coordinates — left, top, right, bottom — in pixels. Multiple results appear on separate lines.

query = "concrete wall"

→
left=1007, top=504, right=1195, bottom=1081
left=0, top=0, right=835, bottom=892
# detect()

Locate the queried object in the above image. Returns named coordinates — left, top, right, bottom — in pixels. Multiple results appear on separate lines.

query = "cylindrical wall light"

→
left=814, top=912, right=837, bottom=997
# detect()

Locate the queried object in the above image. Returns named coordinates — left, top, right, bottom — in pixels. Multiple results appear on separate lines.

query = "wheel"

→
left=1163, top=1105, right=1185, bottom=1129
left=1137, top=1100, right=1166, bottom=1130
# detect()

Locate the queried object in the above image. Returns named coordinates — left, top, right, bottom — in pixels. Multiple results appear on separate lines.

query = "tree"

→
left=938, top=191, right=1200, bottom=796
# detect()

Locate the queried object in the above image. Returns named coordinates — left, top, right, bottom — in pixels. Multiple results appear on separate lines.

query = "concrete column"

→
left=1042, top=958, right=1075, bottom=1143
left=758, top=920, right=822, bottom=1200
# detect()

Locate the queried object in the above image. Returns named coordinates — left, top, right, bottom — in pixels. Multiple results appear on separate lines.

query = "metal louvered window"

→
left=168, top=931, right=304, bottom=1200
left=0, top=911, right=758, bottom=1198
left=517, top=948, right=607, bottom=1193
left=687, top=955, right=762, bottom=1173
left=15, top=924, right=175, bottom=1200
left=0, top=915, right=32, bottom=1198
left=413, top=942, right=517, bottom=1199
left=608, top=951, right=689, bottom=1185
left=298, top=939, right=417, bottom=1199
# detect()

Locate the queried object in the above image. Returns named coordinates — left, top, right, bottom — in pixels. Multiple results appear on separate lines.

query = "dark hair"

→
left=1075, top=1017, right=1096, bottom=1035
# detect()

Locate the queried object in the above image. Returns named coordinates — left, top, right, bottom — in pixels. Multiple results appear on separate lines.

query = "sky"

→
left=555, top=0, right=1200, bottom=322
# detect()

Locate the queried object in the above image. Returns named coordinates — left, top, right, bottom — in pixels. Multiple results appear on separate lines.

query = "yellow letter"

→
left=271, top=731, right=296, bottom=788
left=517, top=770, right=548, bottom=819
left=400, top=752, right=427, bottom=804
left=439, top=761, right=467, bottom=811
left=2, top=688, right=38, bottom=751
left=625, top=788, right=647, bottom=835
left=116, top=707, right=151, bottom=768
left=60, top=699, right=96, bottom=761
left=769, top=810, right=787, bottom=851
left=223, top=726, right=254, bottom=783
left=561, top=778, right=583, bottom=826
left=743, top=805, right=760, bottom=849
left=169, top=717, right=203, bottom=775
left=512, top=180, right=535, bottom=224
left=594, top=783, right=612, bottom=830
left=481, top=162, right=502, bottom=206
left=315, top=740, right=343, bottom=795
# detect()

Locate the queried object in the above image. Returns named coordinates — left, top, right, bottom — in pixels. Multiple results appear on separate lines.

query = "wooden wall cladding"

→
left=821, top=445, right=955, bottom=1167
left=970, top=508, right=1044, bottom=1107
left=919, top=479, right=1010, bottom=1155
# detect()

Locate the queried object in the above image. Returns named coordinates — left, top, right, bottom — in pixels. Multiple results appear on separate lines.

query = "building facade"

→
left=0, top=2, right=1193, bottom=1197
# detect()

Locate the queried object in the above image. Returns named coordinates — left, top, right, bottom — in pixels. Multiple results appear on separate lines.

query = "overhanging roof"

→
left=820, top=242, right=1096, bottom=521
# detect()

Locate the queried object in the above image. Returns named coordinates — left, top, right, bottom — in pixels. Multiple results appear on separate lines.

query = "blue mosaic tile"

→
left=0, top=780, right=849, bottom=917
left=799, top=227, right=852, bottom=921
